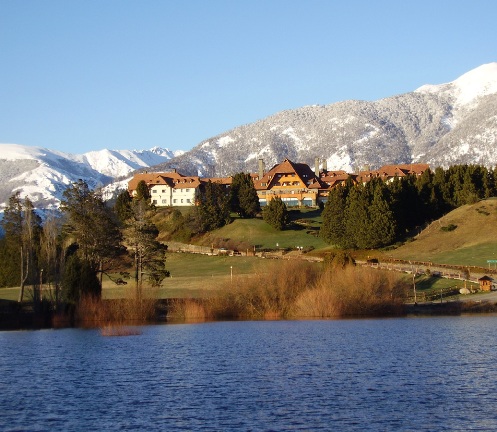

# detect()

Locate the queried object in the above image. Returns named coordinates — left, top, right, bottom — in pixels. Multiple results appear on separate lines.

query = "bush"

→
left=168, top=261, right=408, bottom=321
left=440, top=224, right=457, bottom=232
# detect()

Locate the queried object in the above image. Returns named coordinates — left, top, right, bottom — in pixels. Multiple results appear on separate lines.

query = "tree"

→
left=60, top=180, right=123, bottom=299
left=61, top=253, right=101, bottom=304
left=114, top=189, right=133, bottom=224
left=263, top=197, right=288, bottom=230
left=0, top=192, right=42, bottom=301
left=366, top=180, right=396, bottom=248
left=135, top=180, right=151, bottom=201
left=194, top=181, right=231, bottom=232
left=39, top=212, right=63, bottom=305
left=343, top=183, right=369, bottom=249
left=230, top=172, right=260, bottom=218
left=122, top=199, right=169, bottom=294
left=320, top=184, right=349, bottom=246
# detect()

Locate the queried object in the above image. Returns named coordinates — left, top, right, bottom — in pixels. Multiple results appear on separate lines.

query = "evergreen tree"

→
left=263, top=197, right=288, bottom=230
left=343, top=183, right=368, bottom=249
left=230, top=173, right=260, bottom=218
left=122, top=199, right=169, bottom=294
left=194, top=181, right=231, bottom=232
left=61, top=253, right=101, bottom=304
left=0, top=193, right=42, bottom=301
left=135, top=180, right=151, bottom=201
left=366, top=180, right=396, bottom=248
left=60, top=180, right=123, bottom=299
left=114, top=189, right=133, bottom=224
left=320, top=184, right=348, bottom=246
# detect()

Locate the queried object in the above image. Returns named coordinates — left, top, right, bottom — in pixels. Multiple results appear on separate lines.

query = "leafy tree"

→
left=194, top=181, right=231, bottom=232
left=60, top=180, right=123, bottom=298
left=230, top=172, right=260, bottom=218
left=263, top=197, right=288, bottom=230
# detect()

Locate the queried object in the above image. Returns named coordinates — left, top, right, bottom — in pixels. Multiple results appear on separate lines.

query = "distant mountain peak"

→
left=2, top=63, right=497, bottom=212
left=415, top=62, right=497, bottom=107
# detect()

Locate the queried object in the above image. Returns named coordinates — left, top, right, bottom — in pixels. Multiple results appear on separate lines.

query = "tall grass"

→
left=168, top=261, right=408, bottom=321
left=293, top=266, right=407, bottom=317
left=75, top=289, right=158, bottom=328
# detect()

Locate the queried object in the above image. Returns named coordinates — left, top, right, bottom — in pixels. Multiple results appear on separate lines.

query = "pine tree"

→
left=60, top=180, right=123, bottom=299
left=114, top=189, right=133, bottom=224
left=366, top=181, right=396, bottom=248
left=230, top=172, right=260, bottom=218
left=122, top=199, right=169, bottom=294
left=195, top=181, right=231, bottom=232
left=263, top=197, right=288, bottom=230
left=343, top=183, right=368, bottom=249
left=320, top=184, right=348, bottom=246
left=0, top=193, right=42, bottom=301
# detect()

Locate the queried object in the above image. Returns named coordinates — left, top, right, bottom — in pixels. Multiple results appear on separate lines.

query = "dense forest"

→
left=320, top=164, right=497, bottom=249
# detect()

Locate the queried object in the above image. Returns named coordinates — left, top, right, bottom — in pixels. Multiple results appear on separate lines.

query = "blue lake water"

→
left=2, top=316, right=497, bottom=431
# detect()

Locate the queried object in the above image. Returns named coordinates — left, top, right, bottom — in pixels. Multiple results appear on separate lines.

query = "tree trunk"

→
left=18, top=246, right=29, bottom=303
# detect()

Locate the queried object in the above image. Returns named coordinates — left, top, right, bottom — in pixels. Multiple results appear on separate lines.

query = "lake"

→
left=1, top=316, right=497, bottom=431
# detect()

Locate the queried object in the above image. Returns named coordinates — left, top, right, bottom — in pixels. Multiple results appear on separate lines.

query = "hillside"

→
left=390, top=198, right=497, bottom=266
left=155, top=63, right=497, bottom=177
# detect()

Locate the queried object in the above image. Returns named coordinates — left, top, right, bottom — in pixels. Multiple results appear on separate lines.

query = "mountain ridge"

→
left=153, top=62, right=497, bottom=177
left=1, top=62, right=496, bottom=211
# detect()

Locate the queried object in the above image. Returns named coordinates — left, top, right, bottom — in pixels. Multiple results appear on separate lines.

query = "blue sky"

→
left=1, top=0, right=496, bottom=154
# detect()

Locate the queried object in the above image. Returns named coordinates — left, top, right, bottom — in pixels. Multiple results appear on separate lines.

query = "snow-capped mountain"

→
left=0, top=144, right=181, bottom=210
left=154, top=63, right=497, bottom=176
left=1, top=63, right=496, bottom=212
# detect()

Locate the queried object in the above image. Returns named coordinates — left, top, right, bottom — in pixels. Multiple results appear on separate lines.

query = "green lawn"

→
left=201, top=210, right=328, bottom=251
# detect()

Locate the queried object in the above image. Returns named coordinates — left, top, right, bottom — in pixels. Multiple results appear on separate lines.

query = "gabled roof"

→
left=357, top=164, right=431, bottom=183
left=128, top=171, right=188, bottom=191
left=254, top=158, right=318, bottom=190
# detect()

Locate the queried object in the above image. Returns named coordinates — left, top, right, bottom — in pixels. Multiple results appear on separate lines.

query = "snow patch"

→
left=217, top=136, right=235, bottom=148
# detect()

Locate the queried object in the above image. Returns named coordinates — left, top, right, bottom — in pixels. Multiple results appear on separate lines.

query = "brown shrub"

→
left=293, top=266, right=407, bottom=318
left=76, top=293, right=158, bottom=327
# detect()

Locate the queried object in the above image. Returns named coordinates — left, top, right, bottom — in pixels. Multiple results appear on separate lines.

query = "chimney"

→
left=322, top=158, right=327, bottom=173
left=258, top=158, right=265, bottom=179
left=315, top=157, right=320, bottom=177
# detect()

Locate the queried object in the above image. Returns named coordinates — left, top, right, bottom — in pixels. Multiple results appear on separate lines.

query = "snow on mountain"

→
left=416, top=63, right=497, bottom=108
left=154, top=62, right=497, bottom=177
left=2, top=63, right=497, bottom=212
left=0, top=144, right=179, bottom=211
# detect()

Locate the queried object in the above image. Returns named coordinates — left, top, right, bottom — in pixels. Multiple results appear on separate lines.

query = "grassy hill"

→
left=389, top=198, right=497, bottom=267
left=158, top=208, right=331, bottom=252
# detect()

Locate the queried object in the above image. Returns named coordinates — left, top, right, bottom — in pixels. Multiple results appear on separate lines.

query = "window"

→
left=162, top=189, right=166, bottom=193
left=173, top=199, right=177, bottom=204
left=186, top=188, right=189, bottom=192
left=181, top=199, right=184, bottom=203
left=153, top=200, right=157, bottom=204
left=186, top=199, right=191, bottom=203
left=152, top=190, right=157, bottom=194
left=162, top=199, right=167, bottom=204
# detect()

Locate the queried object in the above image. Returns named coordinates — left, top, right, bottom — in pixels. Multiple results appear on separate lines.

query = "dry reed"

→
left=169, top=261, right=408, bottom=321
left=76, top=290, right=158, bottom=328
